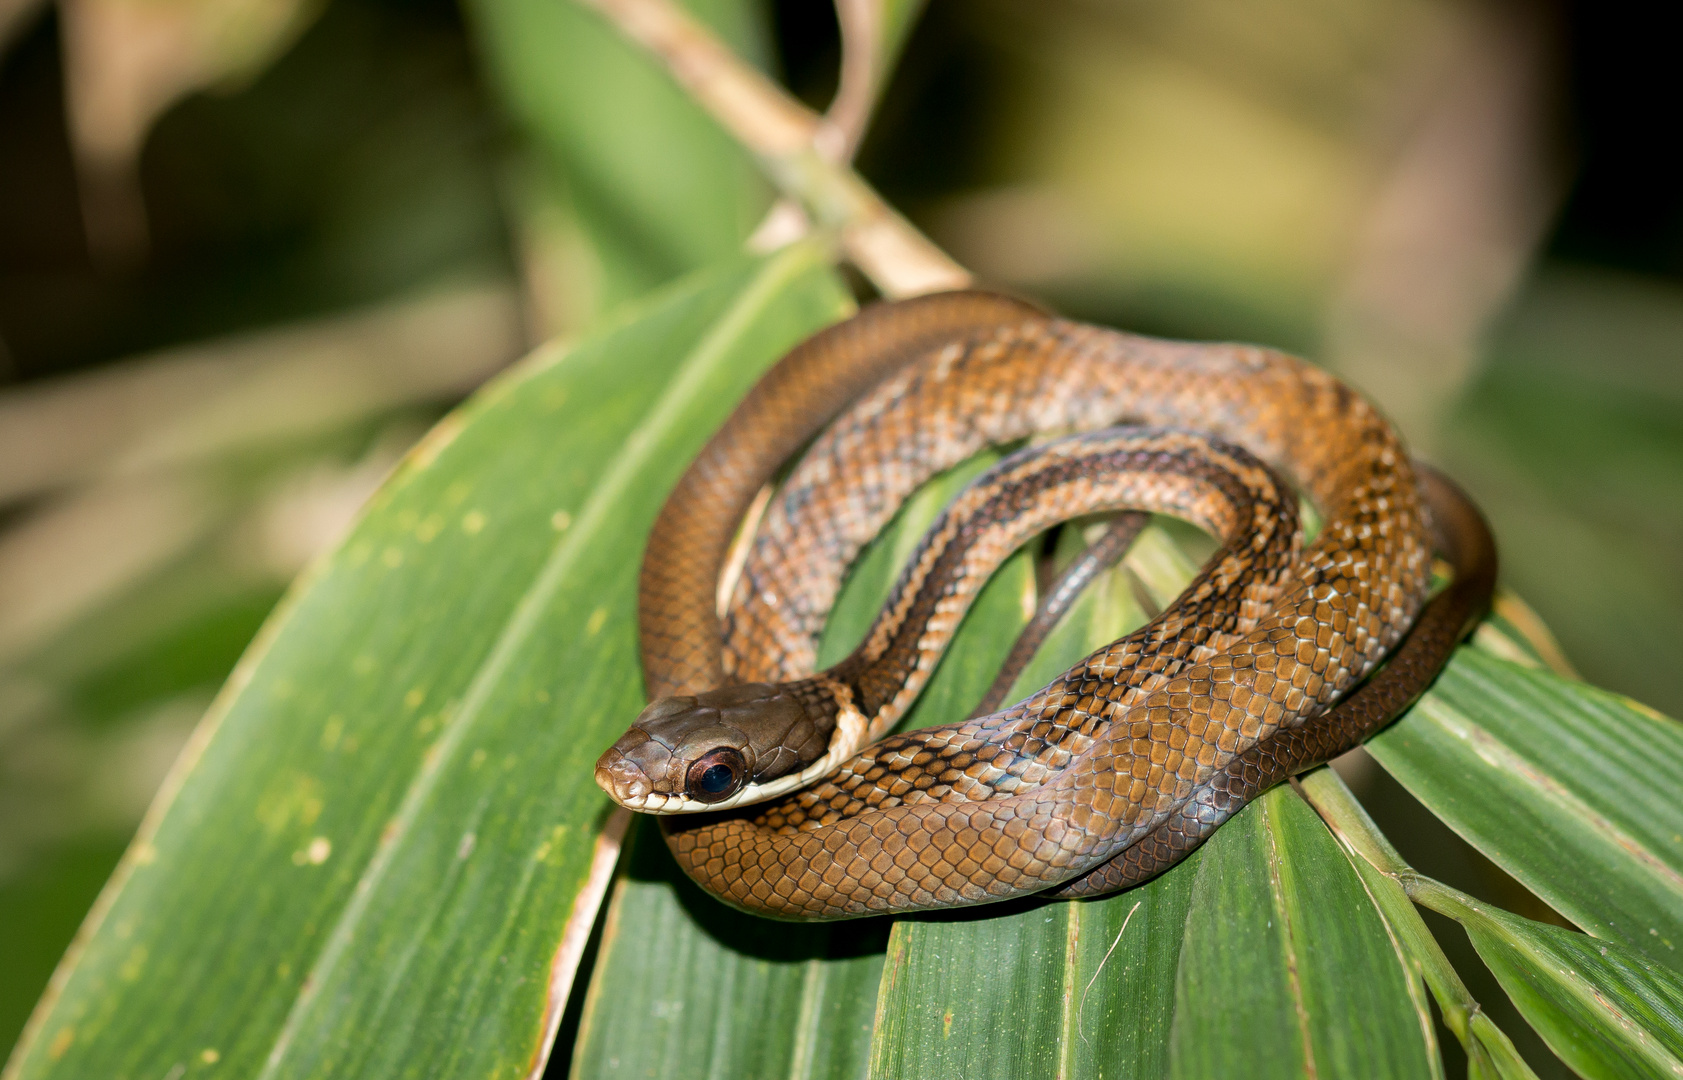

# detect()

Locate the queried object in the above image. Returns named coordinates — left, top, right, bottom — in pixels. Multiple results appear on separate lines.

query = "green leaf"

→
left=1470, top=590, right=1579, bottom=678
left=5, top=244, right=851, bottom=1080
left=1168, top=787, right=1439, bottom=1080
left=1412, top=878, right=1683, bottom=1080
left=567, top=818, right=887, bottom=1080
left=1297, top=768, right=1541, bottom=1080
left=569, top=836, right=880, bottom=1075
left=869, top=854, right=1197, bottom=1079
left=875, top=0, right=928, bottom=68
left=465, top=0, right=773, bottom=320
left=1368, top=648, right=1683, bottom=971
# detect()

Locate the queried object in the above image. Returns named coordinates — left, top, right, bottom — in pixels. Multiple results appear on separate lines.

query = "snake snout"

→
left=596, top=693, right=758, bottom=810
left=595, top=719, right=679, bottom=808
left=594, top=748, right=655, bottom=806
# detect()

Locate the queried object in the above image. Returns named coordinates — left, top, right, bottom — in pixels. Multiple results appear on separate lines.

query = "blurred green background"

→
left=0, top=0, right=1677, bottom=1069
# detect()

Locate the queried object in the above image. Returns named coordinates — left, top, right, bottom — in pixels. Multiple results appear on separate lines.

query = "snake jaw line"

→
left=594, top=679, right=868, bottom=813
left=598, top=700, right=872, bottom=815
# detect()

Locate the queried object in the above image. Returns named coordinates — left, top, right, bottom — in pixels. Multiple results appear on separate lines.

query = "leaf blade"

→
left=1369, top=649, right=1683, bottom=971
left=1414, top=878, right=1683, bottom=1080
left=5, top=244, right=851, bottom=1080
left=465, top=0, right=773, bottom=323
left=1167, top=788, right=1438, bottom=1080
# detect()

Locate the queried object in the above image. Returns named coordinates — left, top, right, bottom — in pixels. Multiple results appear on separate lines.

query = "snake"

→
left=595, top=291, right=1496, bottom=920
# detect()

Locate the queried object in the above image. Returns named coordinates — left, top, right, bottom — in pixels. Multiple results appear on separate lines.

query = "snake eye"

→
left=685, top=748, right=747, bottom=803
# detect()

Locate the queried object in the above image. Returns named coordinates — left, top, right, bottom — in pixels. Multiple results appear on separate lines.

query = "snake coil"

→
left=597, top=292, right=1495, bottom=920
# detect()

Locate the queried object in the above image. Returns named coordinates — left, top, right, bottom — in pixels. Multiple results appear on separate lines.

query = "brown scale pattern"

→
left=613, top=427, right=1294, bottom=809
left=746, top=428, right=1300, bottom=829
left=639, top=291, right=1049, bottom=702
left=637, top=293, right=1482, bottom=920
left=1048, top=467, right=1495, bottom=896
left=821, top=429, right=1298, bottom=738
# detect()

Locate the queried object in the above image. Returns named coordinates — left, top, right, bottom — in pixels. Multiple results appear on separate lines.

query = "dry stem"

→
left=572, top=0, right=971, bottom=298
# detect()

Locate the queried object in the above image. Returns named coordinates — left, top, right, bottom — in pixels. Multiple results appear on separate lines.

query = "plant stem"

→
left=570, top=0, right=971, bottom=298
left=1297, top=768, right=1540, bottom=1079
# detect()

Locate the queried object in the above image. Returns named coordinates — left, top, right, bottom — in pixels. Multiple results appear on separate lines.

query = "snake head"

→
left=594, top=682, right=826, bottom=813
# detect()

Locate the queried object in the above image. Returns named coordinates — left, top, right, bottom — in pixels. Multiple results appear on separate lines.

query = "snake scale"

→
left=596, top=291, right=1496, bottom=920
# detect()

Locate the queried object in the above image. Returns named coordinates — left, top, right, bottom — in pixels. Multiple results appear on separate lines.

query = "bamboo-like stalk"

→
left=570, top=0, right=971, bottom=298
left=1297, top=769, right=1541, bottom=1079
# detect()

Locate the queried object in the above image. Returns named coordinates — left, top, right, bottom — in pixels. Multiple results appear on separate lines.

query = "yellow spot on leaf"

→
left=550, top=510, right=572, bottom=531
left=396, top=509, right=419, bottom=530
left=256, top=773, right=325, bottom=837
left=352, top=654, right=376, bottom=676
left=470, top=748, right=487, bottom=770
left=462, top=510, right=486, bottom=535
left=416, top=514, right=443, bottom=542
left=119, top=945, right=147, bottom=981
left=200, top=1048, right=220, bottom=1065
left=444, top=480, right=471, bottom=505
left=277, top=962, right=291, bottom=978
left=942, top=1010, right=953, bottom=1038
left=404, top=688, right=425, bottom=710
left=585, top=607, right=608, bottom=636
left=535, top=824, right=570, bottom=865
left=133, top=843, right=157, bottom=866
left=381, top=547, right=405, bottom=568
left=293, top=837, right=331, bottom=865
left=321, top=716, right=343, bottom=751
left=48, top=1027, right=72, bottom=1060
left=534, top=689, right=551, bottom=704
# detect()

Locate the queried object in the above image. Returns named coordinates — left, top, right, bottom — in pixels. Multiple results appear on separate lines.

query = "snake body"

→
left=596, top=292, right=1495, bottom=920
left=603, top=427, right=1300, bottom=814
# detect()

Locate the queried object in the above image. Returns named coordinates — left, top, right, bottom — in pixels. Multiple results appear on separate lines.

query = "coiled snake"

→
left=596, top=291, right=1496, bottom=920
